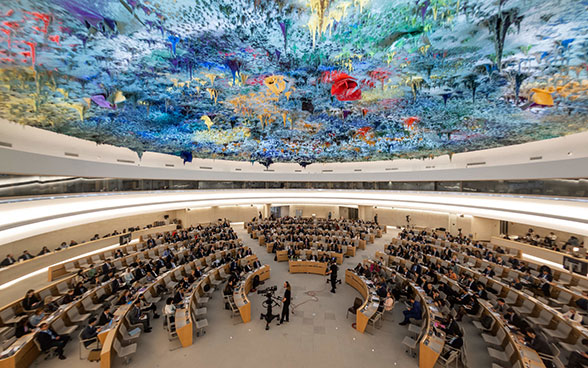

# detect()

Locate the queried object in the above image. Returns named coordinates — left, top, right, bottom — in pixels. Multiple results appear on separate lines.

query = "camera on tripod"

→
left=258, top=285, right=280, bottom=330
left=257, top=285, right=277, bottom=295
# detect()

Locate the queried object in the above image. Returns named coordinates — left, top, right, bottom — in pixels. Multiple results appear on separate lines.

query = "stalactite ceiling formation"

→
left=0, top=0, right=587, bottom=166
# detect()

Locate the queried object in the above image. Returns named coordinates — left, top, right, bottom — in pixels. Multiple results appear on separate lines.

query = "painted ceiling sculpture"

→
left=0, top=0, right=587, bottom=166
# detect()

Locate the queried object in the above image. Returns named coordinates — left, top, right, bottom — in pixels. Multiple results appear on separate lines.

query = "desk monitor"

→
left=120, top=233, right=132, bottom=245
left=563, top=256, right=588, bottom=276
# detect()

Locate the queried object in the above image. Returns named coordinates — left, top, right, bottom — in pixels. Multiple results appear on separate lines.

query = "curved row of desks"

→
left=1, top=278, right=118, bottom=368
left=388, top=237, right=588, bottom=346
left=175, top=254, right=262, bottom=346
left=344, top=269, right=379, bottom=334
left=100, top=246, right=250, bottom=368
left=275, top=250, right=343, bottom=264
left=261, top=235, right=367, bottom=250
left=233, top=265, right=271, bottom=323
left=0, top=224, right=178, bottom=284
left=376, top=250, right=547, bottom=368
left=48, top=223, right=236, bottom=282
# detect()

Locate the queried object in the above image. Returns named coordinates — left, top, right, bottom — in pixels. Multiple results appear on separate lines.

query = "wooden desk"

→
left=479, top=300, right=546, bottom=368
left=0, top=334, right=37, bottom=368
left=174, top=308, right=193, bottom=348
left=346, top=246, right=356, bottom=257
left=413, top=285, right=445, bottom=368
left=233, top=265, right=271, bottom=323
left=288, top=261, right=327, bottom=275
left=358, top=239, right=367, bottom=250
left=276, top=250, right=288, bottom=262
left=383, top=247, right=548, bottom=368
left=99, top=247, right=247, bottom=366
left=344, top=269, right=378, bottom=333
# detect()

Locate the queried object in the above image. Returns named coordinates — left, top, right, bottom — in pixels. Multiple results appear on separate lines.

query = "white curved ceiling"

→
left=1, top=119, right=588, bottom=181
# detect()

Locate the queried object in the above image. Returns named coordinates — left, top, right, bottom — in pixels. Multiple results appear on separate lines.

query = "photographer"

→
left=278, top=281, right=291, bottom=325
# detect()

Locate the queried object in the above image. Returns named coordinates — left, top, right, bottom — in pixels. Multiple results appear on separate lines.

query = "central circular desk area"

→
left=288, top=260, right=328, bottom=275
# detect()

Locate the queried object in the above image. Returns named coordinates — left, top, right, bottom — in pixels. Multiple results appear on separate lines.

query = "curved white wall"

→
left=1, top=190, right=587, bottom=248
left=1, top=119, right=588, bottom=181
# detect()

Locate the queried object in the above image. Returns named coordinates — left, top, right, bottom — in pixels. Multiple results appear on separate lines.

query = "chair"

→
left=195, top=319, right=208, bottom=337
left=144, top=289, right=161, bottom=305
left=65, top=262, right=80, bottom=274
left=346, top=298, right=363, bottom=319
left=195, top=294, right=209, bottom=308
left=113, top=337, right=136, bottom=365
left=482, top=326, right=506, bottom=348
left=408, top=323, right=422, bottom=338
left=56, top=282, right=70, bottom=296
left=402, top=334, right=419, bottom=358
left=367, top=311, right=383, bottom=331
left=548, top=321, right=572, bottom=341
left=81, top=297, right=101, bottom=314
left=512, top=299, right=536, bottom=316
left=194, top=307, right=207, bottom=320
left=39, top=289, right=61, bottom=305
left=52, top=318, right=77, bottom=335
left=124, top=315, right=145, bottom=333
left=487, top=341, right=515, bottom=366
left=33, top=335, right=58, bottom=360
left=527, top=309, right=554, bottom=328
left=166, top=315, right=178, bottom=340
left=505, top=290, right=519, bottom=305
left=78, top=329, right=100, bottom=360
left=550, top=291, right=572, bottom=309
left=473, top=316, right=495, bottom=332
left=437, top=348, right=460, bottom=368
left=0, top=308, right=27, bottom=325
left=119, top=322, right=141, bottom=344
left=67, top=307, right=91, bottom=325
left=1, top=328, right=16, bottom=350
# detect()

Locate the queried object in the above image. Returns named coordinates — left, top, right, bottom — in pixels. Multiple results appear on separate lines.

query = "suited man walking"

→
left=326, top=261, right=339, bottom=293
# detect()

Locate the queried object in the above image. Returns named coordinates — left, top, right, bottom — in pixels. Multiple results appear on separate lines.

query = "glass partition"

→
left=1, top=175, right=587, bottom=199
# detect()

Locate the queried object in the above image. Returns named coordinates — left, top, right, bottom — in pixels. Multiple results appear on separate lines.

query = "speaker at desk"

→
left=563, top=256, right=588, bottom=276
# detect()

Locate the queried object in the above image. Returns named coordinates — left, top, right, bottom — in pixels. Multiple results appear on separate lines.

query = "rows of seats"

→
left=383, top=230, right=588, bottom=367
left=0, top=221, right=251, bottom=367
left=248, top=217, right=382, bottom=258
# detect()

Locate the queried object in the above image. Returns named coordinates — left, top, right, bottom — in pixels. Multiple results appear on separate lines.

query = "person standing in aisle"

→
left=278, top=281, right=291, bottom=325
left=326, top=261, right=339, bottom=293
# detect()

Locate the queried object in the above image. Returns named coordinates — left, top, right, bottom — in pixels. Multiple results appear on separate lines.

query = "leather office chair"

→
left=346, top=297, right=363, bottom=319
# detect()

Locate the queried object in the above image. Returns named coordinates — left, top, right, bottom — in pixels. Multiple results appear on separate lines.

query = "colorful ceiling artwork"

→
left=0, top=0, right=587, bottom=166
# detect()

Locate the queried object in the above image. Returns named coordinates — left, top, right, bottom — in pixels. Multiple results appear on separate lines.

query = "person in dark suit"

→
left=568, top=339, right=588, bottom=368
left=399, top=297, right=422, bottom=325
left=1, top=254, right=16, bottom=267
left=23, top=290, right=43, bottom=310
left=97, top=306, right=113, bottom=326
left=476, top=284, right=489, bottom=300
left=278, top=281, right=291, bottom=325
left=441, top=335, right=463, bottom=358
left=80, top=317, right=101, bottom=348
left=504, top=308, right=529, bottom=332
left=524, top=328, right=553, bottom=368
left=482, top=266, right=495, bottom=278
left=36, top=322, right=70, bottom=360
left=326, top=262, right=339, bottom=293
left=129, top=300, right=151, bottom=332
left=442, top=315, right=461, bottom=337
